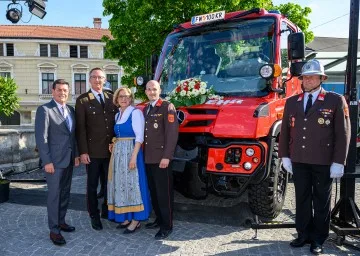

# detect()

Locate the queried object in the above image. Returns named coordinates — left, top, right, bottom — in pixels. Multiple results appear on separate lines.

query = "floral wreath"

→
left=165, top=77, right=222, bottom=108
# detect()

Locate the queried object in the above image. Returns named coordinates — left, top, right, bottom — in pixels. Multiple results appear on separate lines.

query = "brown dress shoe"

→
left=50, top=232, right=66, bottom=246
left=59, top=223, right=75, bottom=232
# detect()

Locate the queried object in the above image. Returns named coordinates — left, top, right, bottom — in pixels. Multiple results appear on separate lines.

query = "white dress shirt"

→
left=115, top=106, right=145, bottom=143
left=54, top=100, right=72, bottom=130
left=303, top=87, right=321, bottom=112
left=91, top=88, right=105, bottom=104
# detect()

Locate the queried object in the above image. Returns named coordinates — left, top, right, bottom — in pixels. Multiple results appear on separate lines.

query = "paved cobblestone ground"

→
left=1, top=166, right=360, bottom=255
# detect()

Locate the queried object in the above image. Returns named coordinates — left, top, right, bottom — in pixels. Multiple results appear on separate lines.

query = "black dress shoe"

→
left=290, top=238, right=311, bottom=248
left=145, top=220, right=159, bottom=229
left=155, top=228, right=173, bottom=240
left=116, top=222, right=130, bottom=229
left=50, top=232, right=66, bottom=246
left=310, top=242, right=323, bottom=255
left=123, top=222, right=141, bottom=234
left=59, top=223, right=75, bottom=232
left=91, top=217, right=103, bottom=230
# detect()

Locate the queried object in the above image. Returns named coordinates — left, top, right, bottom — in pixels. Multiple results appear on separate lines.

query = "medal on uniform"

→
left=325, top=119, right=330, bottom=125
left=154, top=123, right=158, bottom=129
left=318, top=118, right=324, bottom=124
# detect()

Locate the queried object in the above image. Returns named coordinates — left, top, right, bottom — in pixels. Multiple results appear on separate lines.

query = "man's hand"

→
left=282, top=157, right=293, bottom=174
left=74, top=157, right=80, bottom=167
left=159, top=158, right=170, bottom=168
left=44, top=163, right=55, bottom=174
left=109, top=143, right=114, bottom=153
left=330, top=162, right=344, bottom=178
left=80, top=153, right=91, bottom=165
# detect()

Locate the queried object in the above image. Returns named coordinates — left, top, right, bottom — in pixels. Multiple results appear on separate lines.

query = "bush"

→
left=0, top=76, right=20, bottom=116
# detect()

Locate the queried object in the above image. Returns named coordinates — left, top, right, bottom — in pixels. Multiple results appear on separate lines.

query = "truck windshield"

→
left=157, top=17, right=276, bottom=97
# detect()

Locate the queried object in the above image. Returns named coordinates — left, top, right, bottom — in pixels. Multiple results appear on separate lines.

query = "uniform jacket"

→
left=75, top=90, right=118, bottom=158
left=279, top=88, right=351, bottom=165
left=35, top=99, right=78, bottom=168
left=143, top=98, right=179, bottom=164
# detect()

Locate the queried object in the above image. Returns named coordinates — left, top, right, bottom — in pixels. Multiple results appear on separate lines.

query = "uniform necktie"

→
left=61, top=106, right=71, bottom=130
left=147, top=104, right=153, bottom=115
left=98, top=94, right=105, bottom=108
left=305, top=94, right=313, bottom=115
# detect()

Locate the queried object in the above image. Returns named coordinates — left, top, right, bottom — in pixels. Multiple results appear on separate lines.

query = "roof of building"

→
left=0, top=25, right=112, bottom=41
left=307, top=37, right=360, bottom=52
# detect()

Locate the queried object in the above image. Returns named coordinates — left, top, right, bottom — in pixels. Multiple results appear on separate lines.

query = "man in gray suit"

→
left=35, top=79, right=80, bottom=246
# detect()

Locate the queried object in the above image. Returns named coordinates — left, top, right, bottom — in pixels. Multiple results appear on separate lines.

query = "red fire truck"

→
left=141, top=8, right=307, bottom=219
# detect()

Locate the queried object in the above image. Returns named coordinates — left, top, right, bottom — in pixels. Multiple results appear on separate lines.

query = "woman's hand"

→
left=109, top=143, right=114, bottom=153
left=129, top=155, right=137, bottom=170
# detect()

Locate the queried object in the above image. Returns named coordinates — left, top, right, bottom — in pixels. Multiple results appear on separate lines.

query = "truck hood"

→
left=178, top=97, right=273, bottom=138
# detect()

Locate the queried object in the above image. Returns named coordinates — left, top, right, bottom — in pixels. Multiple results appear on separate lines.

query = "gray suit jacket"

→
left=35, top=99, right=78, bottom=168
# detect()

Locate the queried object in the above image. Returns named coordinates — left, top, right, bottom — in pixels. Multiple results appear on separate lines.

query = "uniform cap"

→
left=299, top=59, right=327, bottom=80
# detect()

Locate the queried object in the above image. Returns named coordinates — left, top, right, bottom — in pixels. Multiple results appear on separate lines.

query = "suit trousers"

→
left=292, top=162, right=333, bottom=245
left=45, top=165, right=73, bottom=234
left=146, top=163, right=174, bottom=231
left=86, top=158, right=109, bottom=218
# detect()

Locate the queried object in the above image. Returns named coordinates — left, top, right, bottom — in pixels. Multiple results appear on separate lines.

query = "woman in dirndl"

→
left=108, top=87, right=151, bottom=234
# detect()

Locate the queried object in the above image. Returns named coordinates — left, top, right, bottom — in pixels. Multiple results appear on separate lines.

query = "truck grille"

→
left=181, top=108, right=219, bottom=127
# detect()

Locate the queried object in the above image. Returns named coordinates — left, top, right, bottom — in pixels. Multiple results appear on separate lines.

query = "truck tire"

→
left=248, top=142, right=288, bottom=219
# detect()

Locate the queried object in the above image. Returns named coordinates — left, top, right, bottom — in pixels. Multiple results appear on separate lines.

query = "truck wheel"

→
left=248, top=142, right=288, bottom=219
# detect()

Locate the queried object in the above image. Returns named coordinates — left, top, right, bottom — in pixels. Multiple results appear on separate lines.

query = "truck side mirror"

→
left=288, top=32, right=305, bottom=60
left=290, top=61, right=306, bottom=76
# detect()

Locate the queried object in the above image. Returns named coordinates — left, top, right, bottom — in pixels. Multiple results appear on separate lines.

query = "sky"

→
left=0, top=0, right=356, bottom=38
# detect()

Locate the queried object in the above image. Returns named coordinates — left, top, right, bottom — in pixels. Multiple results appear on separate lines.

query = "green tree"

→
left=0, top=77, right=20, bottom=116
left=103, top=0, right=312, bottom=98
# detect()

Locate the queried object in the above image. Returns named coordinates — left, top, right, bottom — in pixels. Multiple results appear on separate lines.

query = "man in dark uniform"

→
left=143, top=80, right=179, bottom=240
left=279, top=59, right=351, bottom=255
left=75, top=67, right=118, bottom=230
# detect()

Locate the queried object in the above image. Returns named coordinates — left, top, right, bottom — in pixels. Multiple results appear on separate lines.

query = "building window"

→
left=50, top=44, right=58, bottom=57
left=69, top=45, right=88, bottom=58
left=106, top=74, right=118, bottom=91
left=40, top=44, right=48, bottom=57
left=80, top=46, right=88, bottom=58
left=74, top=73, right=86, bottom=94
left=39, top=44, right=59, bottom=57
left=42, top=73, right=54, bottom=94
left=0, top=72, right=11, bottom=78
left=70, top=45, right=78, bottom=58
left=6, top=43, right=14, bottom=56
left=0, top=43, right=14, bottom=56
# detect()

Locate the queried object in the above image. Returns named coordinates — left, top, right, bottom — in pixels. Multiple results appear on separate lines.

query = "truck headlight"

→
left=245, top=148, right=255, bottom=156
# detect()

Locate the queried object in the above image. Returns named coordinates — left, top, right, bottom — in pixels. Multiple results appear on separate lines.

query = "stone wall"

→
left=0, top=126, right=39, bottom=173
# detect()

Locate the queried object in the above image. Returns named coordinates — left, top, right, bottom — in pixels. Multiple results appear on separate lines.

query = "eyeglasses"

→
left=118, top=95, right=131, bottom=100
left=90, top=75, right=105, bottom=80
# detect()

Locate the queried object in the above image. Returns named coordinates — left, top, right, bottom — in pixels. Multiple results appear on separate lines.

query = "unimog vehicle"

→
left=140, top=8, right=307, bottom=219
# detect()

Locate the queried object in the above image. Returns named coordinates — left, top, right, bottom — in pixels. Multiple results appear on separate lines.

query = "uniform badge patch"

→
left=318, top=118, right=324, bottom=124
left=154, top=123, right=158, bottom=129
left=168, top=114, right=175, bottom=123
left=325, top=119, right=331, bottom=125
